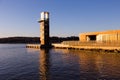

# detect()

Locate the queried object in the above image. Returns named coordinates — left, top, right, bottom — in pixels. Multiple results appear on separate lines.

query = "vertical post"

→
left=38, top=12, right=51, bottom=48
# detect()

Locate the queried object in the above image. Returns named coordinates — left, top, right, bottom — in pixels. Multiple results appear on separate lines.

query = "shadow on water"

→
left=39, top=49, right=50, bottom=80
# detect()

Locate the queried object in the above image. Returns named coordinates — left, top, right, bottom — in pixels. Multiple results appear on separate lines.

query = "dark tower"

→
left=38, top=12, right=51, bottom=48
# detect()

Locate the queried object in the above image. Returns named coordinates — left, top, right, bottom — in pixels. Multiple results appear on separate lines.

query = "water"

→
left=0, top=44, right=120, bottom=80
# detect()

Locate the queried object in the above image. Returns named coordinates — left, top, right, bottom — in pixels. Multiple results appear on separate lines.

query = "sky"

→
left=0, top=0, right=120, bottom=38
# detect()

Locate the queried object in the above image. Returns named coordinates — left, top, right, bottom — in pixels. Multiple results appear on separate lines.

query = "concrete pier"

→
left=26, top=44, right=40, bottom=49
left=52, top=43, right=120, bottom=52
left=26, top=43, right=120, bottom=53
left=52, top=41, right=120, bottom=53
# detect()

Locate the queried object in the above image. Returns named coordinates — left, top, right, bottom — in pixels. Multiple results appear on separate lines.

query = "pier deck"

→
left=52, top=43, right=120, bottom=52
left=26, top=44, right=40, bottom=49
left=26, top=42, right=120, bottom=53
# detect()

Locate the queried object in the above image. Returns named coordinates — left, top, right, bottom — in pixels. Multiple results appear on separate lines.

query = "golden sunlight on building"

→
left=80, top=30, right=120, bottom=42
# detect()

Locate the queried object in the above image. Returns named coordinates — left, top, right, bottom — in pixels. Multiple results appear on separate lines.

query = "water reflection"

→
left=77, top=51, right=120, bottom=79
left=53, top=49, right=120, bottom=79
left=1, top=44, right=120, bottom=80
left=39, top=49, right=50, bottom=80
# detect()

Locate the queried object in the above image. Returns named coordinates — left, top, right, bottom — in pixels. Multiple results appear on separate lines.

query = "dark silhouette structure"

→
left=38, top=12, right=52, bottom=48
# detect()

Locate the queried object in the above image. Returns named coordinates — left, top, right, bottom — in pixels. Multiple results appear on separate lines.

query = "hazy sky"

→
left=0, top=0, right=120, bottom=38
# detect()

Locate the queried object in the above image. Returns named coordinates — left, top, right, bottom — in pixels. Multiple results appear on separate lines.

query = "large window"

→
left=87, top=35, right=96, bottom=41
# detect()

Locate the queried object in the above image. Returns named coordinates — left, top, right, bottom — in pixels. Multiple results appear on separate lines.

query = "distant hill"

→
left=0, top=36, right=79, bottom=43
left=0, top=37, right=40, bottom=43
left=50, top=36, right=79, bottom=43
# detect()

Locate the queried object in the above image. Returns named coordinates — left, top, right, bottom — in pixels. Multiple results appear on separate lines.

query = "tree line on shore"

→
left=0, top=36, right=79, bottom=43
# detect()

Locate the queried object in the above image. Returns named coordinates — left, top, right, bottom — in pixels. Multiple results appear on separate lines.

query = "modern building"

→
left=79, top=30, right=120, bottom=42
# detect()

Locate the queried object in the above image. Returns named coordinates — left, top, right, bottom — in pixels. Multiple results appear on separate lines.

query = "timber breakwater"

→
left=26, top=41, right=120, bottom=53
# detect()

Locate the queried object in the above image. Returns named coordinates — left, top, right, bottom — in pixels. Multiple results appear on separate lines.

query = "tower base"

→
left=40, top=44, right=53, bottom=49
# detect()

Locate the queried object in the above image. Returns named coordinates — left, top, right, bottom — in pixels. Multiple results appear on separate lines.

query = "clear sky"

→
left=0, top=0, right=120, bottom=38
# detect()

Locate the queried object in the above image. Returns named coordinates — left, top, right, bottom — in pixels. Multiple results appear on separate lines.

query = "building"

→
left=79, top=30, right=120, bottom=42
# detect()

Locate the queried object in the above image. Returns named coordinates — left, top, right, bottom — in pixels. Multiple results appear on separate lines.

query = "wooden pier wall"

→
left=52, top=43, right=120, bottom=53
left=26, top=44, right=40, bottom=49
left=26, top=42, right=120, bottom=53
left=53, top=41, right=120, bottom=53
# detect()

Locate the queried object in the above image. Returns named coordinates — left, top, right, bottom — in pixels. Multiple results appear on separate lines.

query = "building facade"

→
left=79, top=30, right=120, bottom=42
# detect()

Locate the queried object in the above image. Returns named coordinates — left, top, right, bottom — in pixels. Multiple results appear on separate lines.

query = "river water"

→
left=0, top=44, right=120, bottom=80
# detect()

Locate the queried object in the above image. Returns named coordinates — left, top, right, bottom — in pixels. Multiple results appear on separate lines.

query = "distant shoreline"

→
left=0, top=36, right=79, bottom=43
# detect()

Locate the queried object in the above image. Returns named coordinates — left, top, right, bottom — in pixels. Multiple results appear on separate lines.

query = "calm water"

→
left=0, top=44, right=120, bottom=80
